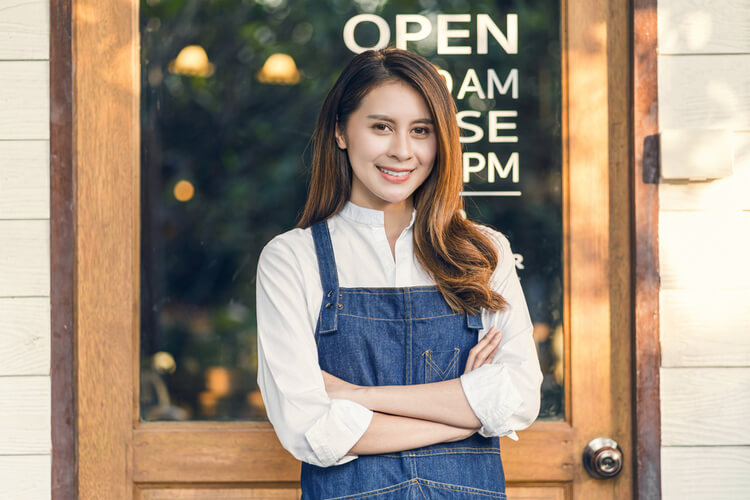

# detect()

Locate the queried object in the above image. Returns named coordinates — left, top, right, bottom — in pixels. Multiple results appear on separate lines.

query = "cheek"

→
left=415, top=138, right=438, bottom=165
left=347, top=130, right=388, bottom=161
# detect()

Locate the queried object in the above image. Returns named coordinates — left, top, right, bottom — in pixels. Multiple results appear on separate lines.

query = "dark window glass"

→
left=140, top=0, right=562, bottom=422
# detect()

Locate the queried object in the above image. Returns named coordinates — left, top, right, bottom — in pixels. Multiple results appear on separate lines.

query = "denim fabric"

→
left=301, top=219, right=506, bottom=499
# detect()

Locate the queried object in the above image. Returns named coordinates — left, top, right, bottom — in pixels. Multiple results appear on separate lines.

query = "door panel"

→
left=73, top=0, right=632, bottom=498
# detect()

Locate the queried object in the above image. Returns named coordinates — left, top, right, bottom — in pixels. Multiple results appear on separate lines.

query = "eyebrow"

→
left=366, top=114, right=434, bottom=125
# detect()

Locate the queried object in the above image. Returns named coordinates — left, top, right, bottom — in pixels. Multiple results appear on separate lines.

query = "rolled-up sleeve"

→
left=459, top=228, right=543, bottom=440
left=256, top=235, right=374, bottom=467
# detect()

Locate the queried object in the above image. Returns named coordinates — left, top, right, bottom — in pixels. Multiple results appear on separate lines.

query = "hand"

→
left=463, top=326, right=503, bottom=374
left=321, top=369, right=360, bottom=399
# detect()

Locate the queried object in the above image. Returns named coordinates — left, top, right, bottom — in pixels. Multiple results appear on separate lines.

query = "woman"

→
left=256, top=47, right=542, bottom=499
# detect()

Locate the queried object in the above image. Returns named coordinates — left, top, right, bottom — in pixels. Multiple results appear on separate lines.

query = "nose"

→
left=387, top=130, right=413, bottom=162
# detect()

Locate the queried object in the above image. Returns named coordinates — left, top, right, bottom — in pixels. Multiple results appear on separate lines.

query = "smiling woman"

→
left=255, top=47, right=543, bottom=499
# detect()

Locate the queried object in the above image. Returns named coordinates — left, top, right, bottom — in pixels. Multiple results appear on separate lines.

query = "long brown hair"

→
left=296, top=47, right=508, bottom=315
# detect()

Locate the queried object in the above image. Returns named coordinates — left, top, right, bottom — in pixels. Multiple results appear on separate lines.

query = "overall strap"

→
left=466, top=310, right=484, bottom=330
left=311, top=219, right=340, bottom=334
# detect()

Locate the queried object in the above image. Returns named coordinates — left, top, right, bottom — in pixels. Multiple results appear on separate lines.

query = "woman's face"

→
left=335, top=80, right=437, bottom=211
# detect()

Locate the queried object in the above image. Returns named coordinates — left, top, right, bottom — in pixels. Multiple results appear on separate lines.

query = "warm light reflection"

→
left=168, top=45, right=215, bottom=77
left=247, top=390, right=265, bottom=411
left=173, top=179, right=194, bottom=201
left=256, top=53, right=301, bottom=85
left=152, top=351, right=176, bottom=374
left=206, top=366, right=231, bottom=397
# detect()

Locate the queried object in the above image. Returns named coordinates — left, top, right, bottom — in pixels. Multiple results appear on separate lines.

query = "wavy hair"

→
left=296, top=47, right=508, bottom=315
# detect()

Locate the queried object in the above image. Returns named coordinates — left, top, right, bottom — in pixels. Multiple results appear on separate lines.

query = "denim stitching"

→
left=424, top=348, right=461, bottom=381
left=338, top=313, right=461, bottom=321
left=324, top=479, right=415, bottom=500
left=418, top=479, right=507, bottom=499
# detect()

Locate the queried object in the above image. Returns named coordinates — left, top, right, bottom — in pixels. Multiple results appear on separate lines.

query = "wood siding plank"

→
left=0, top=61, right=49, bottom=140
left=0, top=0, right=48, bottom=60
left=660, top=289, right=750, bottom=367
left=659, top=211, right=750, bottom=290
left=662, top=446, right=750, bottom=500
left=0, top=220, right=49, bottom=297
left=0, top=455, right=51, bottom=500
left=658, top=55, right=750, bottom=130
left=661, top=367, right=750, bottom=446
left=0, top=141, right=50, bottom=220
left=658, top=0, right=750, bottom=54
left=660, top=132, right=750, bottom=211
left=0, top=376, right=51, bottom=454
left=659, top=129, right=733, bottom=180
left=0, top=297, right=49, bottom=375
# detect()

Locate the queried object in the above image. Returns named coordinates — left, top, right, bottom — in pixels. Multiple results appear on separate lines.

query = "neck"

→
left=381, top=198, right=413, bottom=227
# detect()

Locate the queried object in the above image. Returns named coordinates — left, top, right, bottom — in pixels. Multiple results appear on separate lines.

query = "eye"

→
left=413, top=126, right=431, bottom=136
left=372, top=122, right=391, bottom=132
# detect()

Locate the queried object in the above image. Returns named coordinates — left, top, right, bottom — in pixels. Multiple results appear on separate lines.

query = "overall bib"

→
left=301, top=219, right=506, bottom=500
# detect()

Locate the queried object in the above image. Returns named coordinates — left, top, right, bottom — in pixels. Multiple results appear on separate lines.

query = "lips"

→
left=376, top=165, right=415, bottom=184
left=376, top=165, right=415, bottom=176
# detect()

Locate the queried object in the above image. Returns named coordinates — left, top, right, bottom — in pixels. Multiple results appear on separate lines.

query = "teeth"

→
left=378, top=166, right=411, bottom=177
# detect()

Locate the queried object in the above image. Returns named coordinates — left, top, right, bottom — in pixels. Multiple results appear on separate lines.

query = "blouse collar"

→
left=339, top=200, right=417, bottom=230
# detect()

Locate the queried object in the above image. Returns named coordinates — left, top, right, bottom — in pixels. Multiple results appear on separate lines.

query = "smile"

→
left=377, top=166, right=414, bottom=177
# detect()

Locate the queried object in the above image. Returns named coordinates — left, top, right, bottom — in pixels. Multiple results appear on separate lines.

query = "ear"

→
left=334, top=122, right=347, bottom=150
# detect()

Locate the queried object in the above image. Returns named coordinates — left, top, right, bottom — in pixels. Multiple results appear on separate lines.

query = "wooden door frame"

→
left=49, top=0, right=662, bottom=498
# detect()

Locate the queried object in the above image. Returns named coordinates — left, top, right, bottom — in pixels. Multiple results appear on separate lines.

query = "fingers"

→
left=463, top=327, right=503, bottom=374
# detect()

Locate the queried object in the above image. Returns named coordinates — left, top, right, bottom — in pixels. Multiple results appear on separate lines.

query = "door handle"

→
left=582, top=437, right=623, bottom=479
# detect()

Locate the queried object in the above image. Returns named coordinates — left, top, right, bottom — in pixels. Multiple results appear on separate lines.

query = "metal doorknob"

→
left=582, top=437, right=623, bottom=479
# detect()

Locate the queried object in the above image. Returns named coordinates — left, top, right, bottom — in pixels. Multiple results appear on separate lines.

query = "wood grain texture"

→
left=505, top=486, right=566, bottom=500
left=662, top=446, right=750, bottom=499
left=658, top=0, right=750, bottom=55
left=0, top=220, right=49, bottom=297
left=74, top=0, right=140, bottom=498
left=660, top=289, right=750, bottom=367
left=566, top=0, right=634, bottom=498
left=0, top=455, right=52, bottom=500
left=660, top=132, right=750, bottom=211
left=0, top=0, right=48, bottom=60
left=0, top=375, right=51, bottom=454
left=0, top=141, right=50, bottom=220
left=0, top=297, right=49, bottom=375
left=658, top=54, right=750, bottom=130
left=0, top=61, right=49, bottom=140
left=661, top=367, right=750, bottom=446
left=633, top=1, right=662, bottom=497
left=138, top=488, right=302, bottom=500
left=132, top=422, right=576, bottom=484
left=50, top=0, right=76, bottom=496
left=659, top=211, right=750, bottom=290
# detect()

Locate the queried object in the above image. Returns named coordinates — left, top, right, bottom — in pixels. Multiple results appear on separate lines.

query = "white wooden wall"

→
left=0, top=0, right=52, bottom=499
left=658, top=1, right=750, bottom=498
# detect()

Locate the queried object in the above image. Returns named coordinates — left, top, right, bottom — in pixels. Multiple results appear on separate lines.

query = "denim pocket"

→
left=424, top=347, right=461, bottom=383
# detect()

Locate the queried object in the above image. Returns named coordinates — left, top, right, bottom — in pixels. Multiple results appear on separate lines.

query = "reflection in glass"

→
left=140, top=0, right=563, bottom=422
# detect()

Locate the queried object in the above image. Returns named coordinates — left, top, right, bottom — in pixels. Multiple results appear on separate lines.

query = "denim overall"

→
left=300, top=219, right=506, bottom=499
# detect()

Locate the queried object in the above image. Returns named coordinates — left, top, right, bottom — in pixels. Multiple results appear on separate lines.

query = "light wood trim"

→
left=73, top=0, right=140, bottom=497
left=137, top=488, right=302, bottom=500
left=133, top=421, right=576, bottom=483
left=566, top=0, right=634, bottom=498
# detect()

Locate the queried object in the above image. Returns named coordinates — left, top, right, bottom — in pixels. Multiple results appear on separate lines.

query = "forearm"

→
left=348, top=410, right=475, bottom=456
left=351, top=378, right=482, bottom=430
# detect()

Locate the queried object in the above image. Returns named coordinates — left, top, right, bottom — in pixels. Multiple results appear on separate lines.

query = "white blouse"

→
left=256, top=200, right=543, bottom=468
